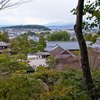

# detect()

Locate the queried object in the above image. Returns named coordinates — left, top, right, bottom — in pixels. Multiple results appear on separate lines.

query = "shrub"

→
left=26, top=66, right=35, bottom=73
left=45, top=56, right=57, bottom=68
left=36, top=66, right=46, bottom=72
left=73, top=51, right=80, bottom=56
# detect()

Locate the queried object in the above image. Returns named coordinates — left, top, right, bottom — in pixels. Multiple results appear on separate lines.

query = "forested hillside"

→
left=2, top=25, right=51, bottom=31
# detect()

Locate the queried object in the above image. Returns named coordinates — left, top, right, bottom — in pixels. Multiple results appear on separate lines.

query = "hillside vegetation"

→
left=2, top=25, right=51, bottom=31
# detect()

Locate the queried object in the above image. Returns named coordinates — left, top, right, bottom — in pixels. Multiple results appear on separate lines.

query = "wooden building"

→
left=0, top=41, right=11, bottom=54
left=48, top=46, right=75, bottom=64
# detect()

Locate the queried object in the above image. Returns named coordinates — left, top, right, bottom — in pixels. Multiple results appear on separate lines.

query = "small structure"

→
left=0, top=41, right=11, bottom=54
left=36, top=52, right=50, bottom=59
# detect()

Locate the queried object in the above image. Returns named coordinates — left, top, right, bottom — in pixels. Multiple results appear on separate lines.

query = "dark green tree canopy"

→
left=47, top=31, right=70, bottom=41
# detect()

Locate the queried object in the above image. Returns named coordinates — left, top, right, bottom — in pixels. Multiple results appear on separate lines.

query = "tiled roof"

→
left=54, top=54, right=71, bottom=59
left=45, top=41, right=91, bottom=51
left=36, top=52, right=50, bottom=56
left=0, top=41, right=7, bottom=46
left=49, top=46, right=74, bottom=60
left=49, top=46, right=65, bottom=57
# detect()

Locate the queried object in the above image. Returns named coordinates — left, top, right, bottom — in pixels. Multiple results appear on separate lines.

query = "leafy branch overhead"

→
left=71, top=0, right=100, bottom=30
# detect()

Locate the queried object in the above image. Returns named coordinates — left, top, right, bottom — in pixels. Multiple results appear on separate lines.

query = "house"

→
left=0, top=41, right=11, bottom=54
left=45, top=41, right=91, bottom=52
left=48, top=45, right=75, bottom=64
left=36, top=45, right=76, bottom=64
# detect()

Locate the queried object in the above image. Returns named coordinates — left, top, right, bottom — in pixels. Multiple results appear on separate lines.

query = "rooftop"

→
left=0, top=41, right=7, bottom=46
left=49, top=46, right=74, bottom=60
left=36, top=52, right=50, bottom=56
left=45, top=41, right=91, bottom=51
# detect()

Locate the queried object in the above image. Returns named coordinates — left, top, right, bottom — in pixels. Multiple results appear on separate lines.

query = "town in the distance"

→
left=0, top=24, right=100, bottom=68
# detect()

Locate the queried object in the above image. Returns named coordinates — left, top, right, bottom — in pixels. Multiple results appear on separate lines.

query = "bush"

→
left=0, top=61, right=28, bottom=72
left=73, top=51, right=80, bottom=56
left=26, top=66, right=35, bottom=73
left=45, top=56, right=57, bottom=68
left=36, top=66, right=46, bottom=72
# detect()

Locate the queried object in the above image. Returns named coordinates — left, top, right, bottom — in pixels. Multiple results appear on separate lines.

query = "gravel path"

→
left=28, top=59, right=47, bottom=67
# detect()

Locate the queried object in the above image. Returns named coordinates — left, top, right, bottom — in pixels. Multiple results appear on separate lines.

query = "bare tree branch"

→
left=0, top=0, right=33, bottom=10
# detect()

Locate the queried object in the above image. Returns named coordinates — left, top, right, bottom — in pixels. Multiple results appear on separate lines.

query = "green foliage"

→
left=36, top=66, right=46, bottom=72
left=0, top=31, right=9, bottom=42
left=21, top=31, right=36, bottom=36
left=0, top=61, right=28, bottom=72
left=10, top=54, right=26, bottom=61
left=29, top=39, right=37, bottom=47
left=36, top=45, right=44, bottom=52
left=10, top=36, right=30, bottom=55
left=46, top=56, right=57, bottom=68
left=91, top=34, right=99, bottom=43
left=42, top=31, right=50, bottom=35
left=4, top=25, right=50, bottom=31
left=26, top=66, right=35, bottom=73
left=0, top=67, right=100, bottom=100
left=71, top=0, right=100, bottom=30
left=0, top=77, right=43, bottom=100
left=71, top=37, right=76, bottom=41
left=85, top=33, right=100, bottom=43
left=73, top=51, right=80, bottom=56
left=85, top=33, right=92, bottom=41
left=39, top=35, right=46, bottom=47
left=29, top=47, right=37, bottom=54
left=0, top=54, right=27, bottom=72
left=0, top=54, right=6, bottom=62
left=47, top=31, right=70, bottom=41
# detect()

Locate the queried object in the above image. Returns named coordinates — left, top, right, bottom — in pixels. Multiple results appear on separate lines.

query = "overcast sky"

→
left=0, top=0, right=94, bottom=25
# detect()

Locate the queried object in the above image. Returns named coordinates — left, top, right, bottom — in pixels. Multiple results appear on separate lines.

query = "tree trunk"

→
left=74, top=0, right=100, bottom=100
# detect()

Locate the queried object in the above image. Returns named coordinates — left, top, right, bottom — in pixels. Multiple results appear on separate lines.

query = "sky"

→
left=0, top=0, right=93, bottom=26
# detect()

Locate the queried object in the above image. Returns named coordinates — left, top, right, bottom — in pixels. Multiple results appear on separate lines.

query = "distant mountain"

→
left=46, top=24, right=74, bottom=30
left=1, top=25, right=51, bottom=31
left=45, top=22, right=74, bottom=29
left=0, top=25, right=11, bottom=27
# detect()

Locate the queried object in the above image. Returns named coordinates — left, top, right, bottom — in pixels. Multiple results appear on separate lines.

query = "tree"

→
left=30, top=47, right=37, bottom=54
left=47, top=31, right=70, bottom=41
left=91, top=34, right=99, bottom=43
left=71, top=37, right=76, bottom=41
left=2, top=31, right=9, bottom=42
left=74, top=0, right=100, bottom=99
left=0, top=31, right=9, bottom=42
left=0, top=31, right=3, bottom=41
left=85, top=33, right=92, bottom=41
left=10, top=36, right=30, bottom=56
left=36, top=45, right=44, bottom=52
left=71, top=0, right=100, bottom=30
left=0, top=0, right=32, bottom=10
left=39, top=35, right=46, bottom=47
left=45, top=56, right=57, bottom=68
